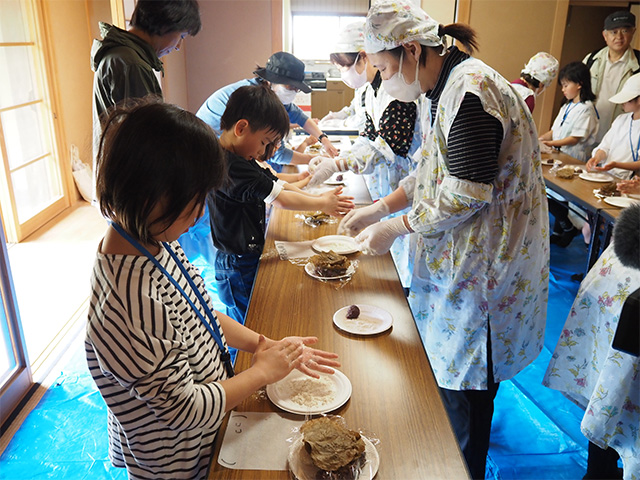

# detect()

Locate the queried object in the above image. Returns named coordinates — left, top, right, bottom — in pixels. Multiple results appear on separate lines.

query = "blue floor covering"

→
left=0, top=225, right=595, bottom=479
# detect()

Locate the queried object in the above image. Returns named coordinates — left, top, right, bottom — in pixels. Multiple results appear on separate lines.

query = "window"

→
left=292, top=15, right=366, bottom=60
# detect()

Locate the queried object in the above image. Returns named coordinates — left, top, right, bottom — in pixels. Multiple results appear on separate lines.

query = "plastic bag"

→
left=70, top=144, right=93, bottom=203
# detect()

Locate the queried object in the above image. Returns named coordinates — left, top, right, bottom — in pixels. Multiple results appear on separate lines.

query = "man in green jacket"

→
left=584, top=10, right=639, bottom=143
left=91, top=0, right=201, bottom=193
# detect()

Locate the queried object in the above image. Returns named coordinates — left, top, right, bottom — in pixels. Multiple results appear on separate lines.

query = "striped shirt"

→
left=427, top=47, right=503, bottom=184
left=86, top=241, right=228, bottom=479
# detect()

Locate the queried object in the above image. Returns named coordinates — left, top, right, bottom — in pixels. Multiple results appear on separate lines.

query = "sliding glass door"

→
left=0, top=220, right=30, bottom=426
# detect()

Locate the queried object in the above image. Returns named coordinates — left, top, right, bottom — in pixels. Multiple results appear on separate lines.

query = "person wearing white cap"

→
left=512, top=52, right=559, bottom=113
left=309, top=20, right=424, bottom=286
left=338, top=2, right=549, bottom=477
left=317, top=21, right=369, bottom=131
left=586, top=72, right=640, bottom=179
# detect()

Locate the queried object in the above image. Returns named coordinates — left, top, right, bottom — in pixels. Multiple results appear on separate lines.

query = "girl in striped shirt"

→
left=86, top=100, right=339, bottom=480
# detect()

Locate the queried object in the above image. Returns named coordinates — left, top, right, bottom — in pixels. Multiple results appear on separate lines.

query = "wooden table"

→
left=208, top=178, right=469, bottom=478
left=541, top=151, right=618, bottom=269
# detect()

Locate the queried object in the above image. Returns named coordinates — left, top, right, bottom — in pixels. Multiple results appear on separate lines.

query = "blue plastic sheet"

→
left=0, top=213, right=596, bottom=479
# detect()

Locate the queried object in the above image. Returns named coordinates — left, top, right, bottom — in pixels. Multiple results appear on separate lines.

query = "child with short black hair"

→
left=209, top=84, right=354, bottom=322
left=539, top=61, right=599, bottom=161
left=87, top=100, right=340, bottom=480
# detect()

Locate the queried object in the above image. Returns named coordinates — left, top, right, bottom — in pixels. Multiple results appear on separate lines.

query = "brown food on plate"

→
left=555, top=166, right=576, bottom=179
left=305, top=211, right=331, bottom=226
left=335, top=174, right=344, bottom=182
left=573, top=166, right=583, bottom=174
left=309, top=251, right=350, bottom=277
left=597, top=182, right=619, bottom=197
left=346, top=305, right=360, bottom=319
left=300, top=416, right=366, bottom=472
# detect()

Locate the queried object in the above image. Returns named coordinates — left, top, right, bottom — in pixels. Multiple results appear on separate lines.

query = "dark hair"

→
left=130, top=0, right=201, bottom=36
left=386, top=23, right=478, bottom=65
left=96, top=99, right=225, bottom=245
left=613, top=203, right=640, bottom=270
left=220, top=84, right=290, bottom=142
left=329, top=52, right=359, bottom=68
left=558, top=61, right=596, bottom=103
left=521, top=73, right=541, bottom=89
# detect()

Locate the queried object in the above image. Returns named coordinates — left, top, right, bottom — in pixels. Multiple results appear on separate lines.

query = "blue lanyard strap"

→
left=109, top=222, right=234, bottom=378
left=560, top=102, right=577, bottom=126
left=630, top=115, right=640, bottom=163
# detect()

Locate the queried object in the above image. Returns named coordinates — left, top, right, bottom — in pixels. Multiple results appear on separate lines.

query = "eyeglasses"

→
left=606, top=28, right=634, bottom=36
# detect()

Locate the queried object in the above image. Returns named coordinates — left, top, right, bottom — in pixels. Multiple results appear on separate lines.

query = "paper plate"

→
left=312, top=235, right=359, bottom=255
left=541, top=158, right=561, bottom=166
left=266, top=369, right=351, bottom=415
left=305, top=261, right=356, bottom=281
left=579, top=172, right=614, bottom=183
left=288, top=435, right=379, bottom=480
left=333, top=305, right=393, bottom=335
left=604, top=196, right=640, bottom=208
left=324, top=173, right=346, bottom=185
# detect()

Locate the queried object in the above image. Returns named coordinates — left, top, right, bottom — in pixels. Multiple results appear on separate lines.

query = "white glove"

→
left=356, top=216, right=412, bottom=256
left=337, top=199, right=390, bottom=236
left=308, top=155, right=329, bottom=174
left=308, top=157, right=343, bottom=187
left=321, top=110, right=348, bottom=121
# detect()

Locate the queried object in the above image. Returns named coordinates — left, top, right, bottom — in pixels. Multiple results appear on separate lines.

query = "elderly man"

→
left=584, top=10, right=640, bottom=142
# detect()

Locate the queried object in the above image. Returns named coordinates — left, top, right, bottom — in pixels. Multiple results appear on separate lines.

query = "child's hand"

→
left=617, top=177, right=640, bottom=195
left=320, top=188, right=355, bottom=216
left=277, top=336, right=341, bottom=379
left=250, top=335, right=303, bottom=385
left=297, top=170, right=310, bottom=182
left=586, top=157, right=599, bottom=171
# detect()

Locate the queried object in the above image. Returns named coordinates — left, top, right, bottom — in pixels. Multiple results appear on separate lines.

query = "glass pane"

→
left=292, top=15, right=366, bottom=60
left=11, top=156, right=62, bottom=223
left=0, top=0, right=31, bottom=43
left=0, top=293, right=17, bottom=383
left=0, top=46, right=41, bottom=109
left=1, top=103, right=51, bottom=170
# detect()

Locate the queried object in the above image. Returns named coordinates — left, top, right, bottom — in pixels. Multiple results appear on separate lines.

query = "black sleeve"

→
left=223, top=156, right=277, bottom=203
left=446, top=92, right=503, bottom=184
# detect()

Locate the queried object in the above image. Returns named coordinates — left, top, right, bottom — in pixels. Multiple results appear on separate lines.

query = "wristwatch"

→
left=318, top=133, right=328, bottom=141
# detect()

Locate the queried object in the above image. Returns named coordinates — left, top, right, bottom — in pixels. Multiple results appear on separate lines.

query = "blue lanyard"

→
left=560, top=102, right=578, bottom=126
left=109, top=222, right=234, bottom=378
left=630, top=115, right=640, bottom=163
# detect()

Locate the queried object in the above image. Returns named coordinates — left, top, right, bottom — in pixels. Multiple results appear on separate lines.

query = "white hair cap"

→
left=364, top=0, right=443, bottom=53
left=521, top=52, right=559, bottom=89
left=332, top=20, right=366, bottom=54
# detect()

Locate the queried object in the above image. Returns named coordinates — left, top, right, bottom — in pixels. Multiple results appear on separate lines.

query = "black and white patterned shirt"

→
left=86, top=241, right=228, bottom=479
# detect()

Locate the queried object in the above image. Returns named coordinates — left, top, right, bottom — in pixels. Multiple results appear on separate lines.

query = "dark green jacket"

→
left=91, top=22, right=163, bottom=158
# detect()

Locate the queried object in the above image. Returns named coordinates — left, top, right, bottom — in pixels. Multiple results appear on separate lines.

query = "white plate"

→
left=579, top=172, right=614, bottom=183
left=312, top=235, right=360, bottom=255
left=604, top=196, right=640, bottom=208
left=333, top=304, right=393, bottom=335
left=541, top=158, right=561, bottom=166
left=266, top=369, right=352, bottom=415
left=288, top=435, right=379, bottom=480
left=324, top=173, right=347, bottom=185
left=305, top=261, right=356, bottom=280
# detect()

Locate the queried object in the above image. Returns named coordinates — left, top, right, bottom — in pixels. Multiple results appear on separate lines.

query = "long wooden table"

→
left=208, top=176, right=469, bottom=478
left=541, top=151, right=623, bottom=269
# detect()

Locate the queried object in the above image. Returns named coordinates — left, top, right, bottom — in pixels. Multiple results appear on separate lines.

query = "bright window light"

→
left=292, top=15, right=366, bottom=61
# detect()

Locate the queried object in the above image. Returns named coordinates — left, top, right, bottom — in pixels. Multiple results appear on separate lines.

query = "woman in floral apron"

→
left=339, top=1, right=550, bottom=477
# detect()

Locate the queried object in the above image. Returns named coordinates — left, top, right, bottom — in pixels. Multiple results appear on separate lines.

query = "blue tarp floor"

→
left=0, top=221, right=599, bottom=479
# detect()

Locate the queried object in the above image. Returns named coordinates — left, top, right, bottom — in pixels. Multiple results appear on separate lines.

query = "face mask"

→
left=382, top=50, right=422, bottom=102
left=272, top=84, right=298, bottom=104
left=341, top=55, right=368, bottom=89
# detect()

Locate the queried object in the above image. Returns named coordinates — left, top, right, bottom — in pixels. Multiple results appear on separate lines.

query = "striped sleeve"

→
left=446, top=92, right=503, bottom=184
